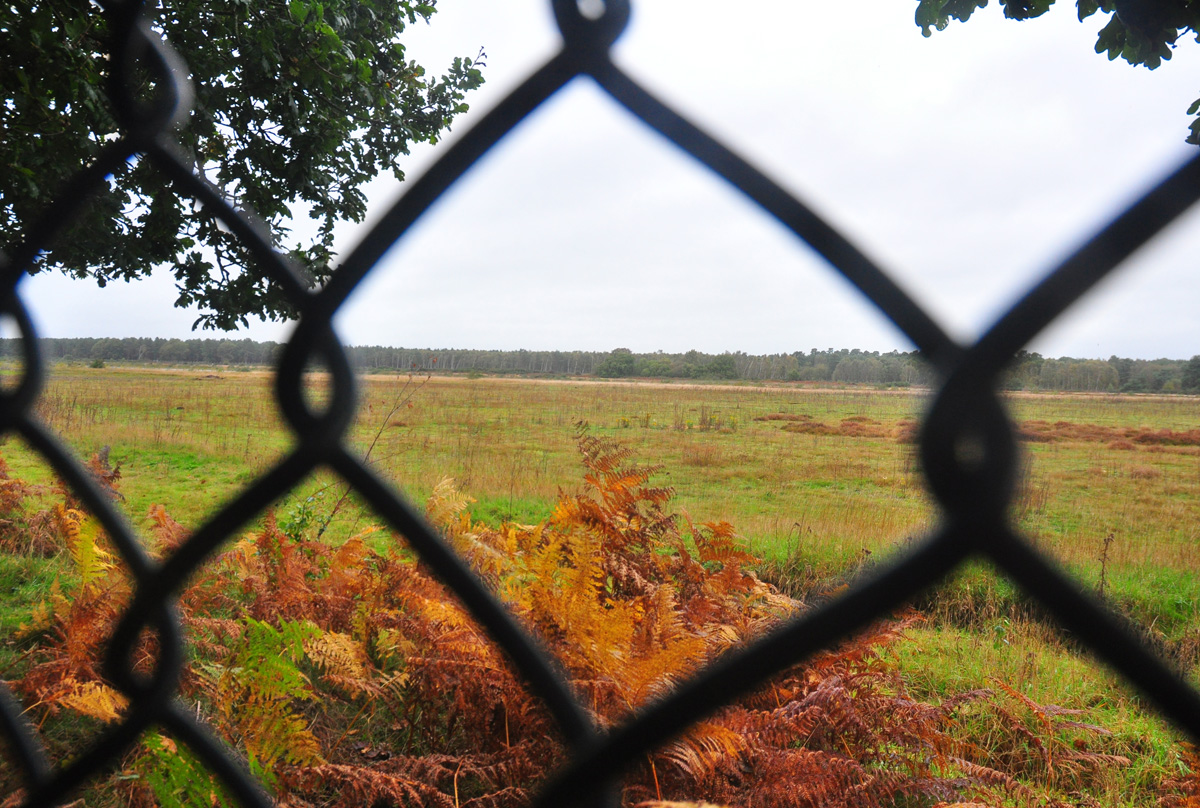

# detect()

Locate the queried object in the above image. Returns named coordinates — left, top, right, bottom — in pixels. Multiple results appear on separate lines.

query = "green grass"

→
left=0, top=553, right=66, bottom=697
left=8, top=366, right=1199, bottom=612
left=8, top=366, right=1199, bottom=579
left=0, top=553, right=58, bottom=639
left=467, top=495, right=555, bottom=526
left=892, top=620, right=1185, bottom=806
left=3, top=364, right=1200, bottom=803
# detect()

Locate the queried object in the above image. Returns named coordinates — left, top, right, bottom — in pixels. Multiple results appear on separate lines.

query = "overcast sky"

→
left=21, top=1, right=1200, bottom=359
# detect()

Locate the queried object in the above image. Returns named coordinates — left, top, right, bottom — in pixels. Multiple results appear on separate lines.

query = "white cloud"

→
left=22, top=1, right=1200, bottom=359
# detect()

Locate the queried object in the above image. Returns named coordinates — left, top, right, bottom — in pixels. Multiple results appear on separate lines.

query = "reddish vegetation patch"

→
left=835, top=419, right=890, bottom=438
left=1019, top=419, right=1200, bottom=447
left=895, top=418, right=919, bottom=444
left=773, top=417, right=894, bottom=440
left=1132, top=428, right=1200, bottom=446
left=759, top=411, right=1200, bottom=450
left=754, top=413, right=813, bottom=422
left=779, top=419, right=839, bottom=436
left=757, top=413, right=920, bottom=442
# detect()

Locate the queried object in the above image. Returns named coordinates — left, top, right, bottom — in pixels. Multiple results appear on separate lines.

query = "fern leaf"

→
left=211, top=618, right=326, bottom=773
left=282, top=763, right=457, bottom=808
left=426, top=476, right=474, bottom=527
left=305, top=629, right=378, bottom=697
left=146, top=502, right=189, bottom=555
left=55, top=678, right=129, bottom=722
left=139, top=733, right=232, bottom=808
left=659, top=721, right=746, bottom=778
left=56, top=505, right=114, bottom=587
left=946, top=756, right=1032, bottom=797
left=246, top=709, right=325, bottom=768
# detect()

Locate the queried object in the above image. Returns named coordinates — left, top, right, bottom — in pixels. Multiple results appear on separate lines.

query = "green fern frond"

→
left=140, top=733, right=234, bottom=808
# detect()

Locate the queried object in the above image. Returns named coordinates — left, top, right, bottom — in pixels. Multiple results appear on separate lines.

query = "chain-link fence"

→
left=4, top=1, right=1200, bottom=806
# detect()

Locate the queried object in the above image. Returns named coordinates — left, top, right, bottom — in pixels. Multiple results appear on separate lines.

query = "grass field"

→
left=8, top=365, right=1200, bottom=647
left=14, top=365, right=1199, bottom=579
left=3, top=363, right=1200, bottom=804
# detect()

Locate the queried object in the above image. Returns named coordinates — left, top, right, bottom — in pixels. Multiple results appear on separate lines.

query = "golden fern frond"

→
left=499, top=530, right=568, bottom=612
left=550, top=497, right=581, bottom=527
left=305, top=630, right=377, bottom=697
left=55, top=505, right=114, bottom=587
left=373, top=626, right=418, bottom=665
left=563, top=528, right=607, bottom=598
left=326, top=533, right=373, bottom=596
left=426, top=476, right=474, bottom=528
left=55, top=678, right=129, bottom=722
left=659, top=721, right=747, bottom=778
left=465, top=523, right=514, bottom=581
left=403, top=588, right=479, bottom=631
left=243, top=707, right=325, bottom=769
left=218, top=533, right=259, bottom=579
left=615, top=590, right=707, bottom=706
left=330, top=532, right=371, bottom=571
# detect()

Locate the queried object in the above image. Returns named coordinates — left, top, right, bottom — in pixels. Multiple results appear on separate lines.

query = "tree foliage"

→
left=1, top=0, right=484, bottom=329
left=915, top=0, right=1200, bottom=143
left=11, top=336, right=1200, bottom=392
left=1182, top=355, right=1200, bottom=390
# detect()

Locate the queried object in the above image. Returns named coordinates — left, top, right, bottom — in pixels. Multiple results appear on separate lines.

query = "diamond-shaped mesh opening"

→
left=4, top=1, right=1200, bottom=806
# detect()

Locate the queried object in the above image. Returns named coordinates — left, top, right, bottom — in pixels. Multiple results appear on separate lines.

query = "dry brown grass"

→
left=1020, top=419, right=1200, bottom=446
left=1128, top=465, right=1163, bottom=480
left=679, top=442, right=725, bottom=467
left=755, top=412, right=898, bottom=440
left=10, top=366, right=1200, bottom=592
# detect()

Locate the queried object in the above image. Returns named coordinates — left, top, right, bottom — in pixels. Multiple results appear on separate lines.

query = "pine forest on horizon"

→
left=5, top=337, right=1200, bottom=394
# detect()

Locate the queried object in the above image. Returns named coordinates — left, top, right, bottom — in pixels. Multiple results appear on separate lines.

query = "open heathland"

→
left=2, top=364, right=1200, bottom=806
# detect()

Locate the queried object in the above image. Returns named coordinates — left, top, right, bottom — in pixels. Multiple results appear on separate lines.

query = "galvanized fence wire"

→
left=2, top=0, right=1200, bottom=805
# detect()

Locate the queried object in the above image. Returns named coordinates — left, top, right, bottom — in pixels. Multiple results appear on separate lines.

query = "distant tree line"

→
left=3, top=338, right=1200, bottom=393
left=4, top=337, right=283, bottom=366
left=344, top=345, right=604, bottom=375
left=1002, top=351, right=1200, bottom=394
